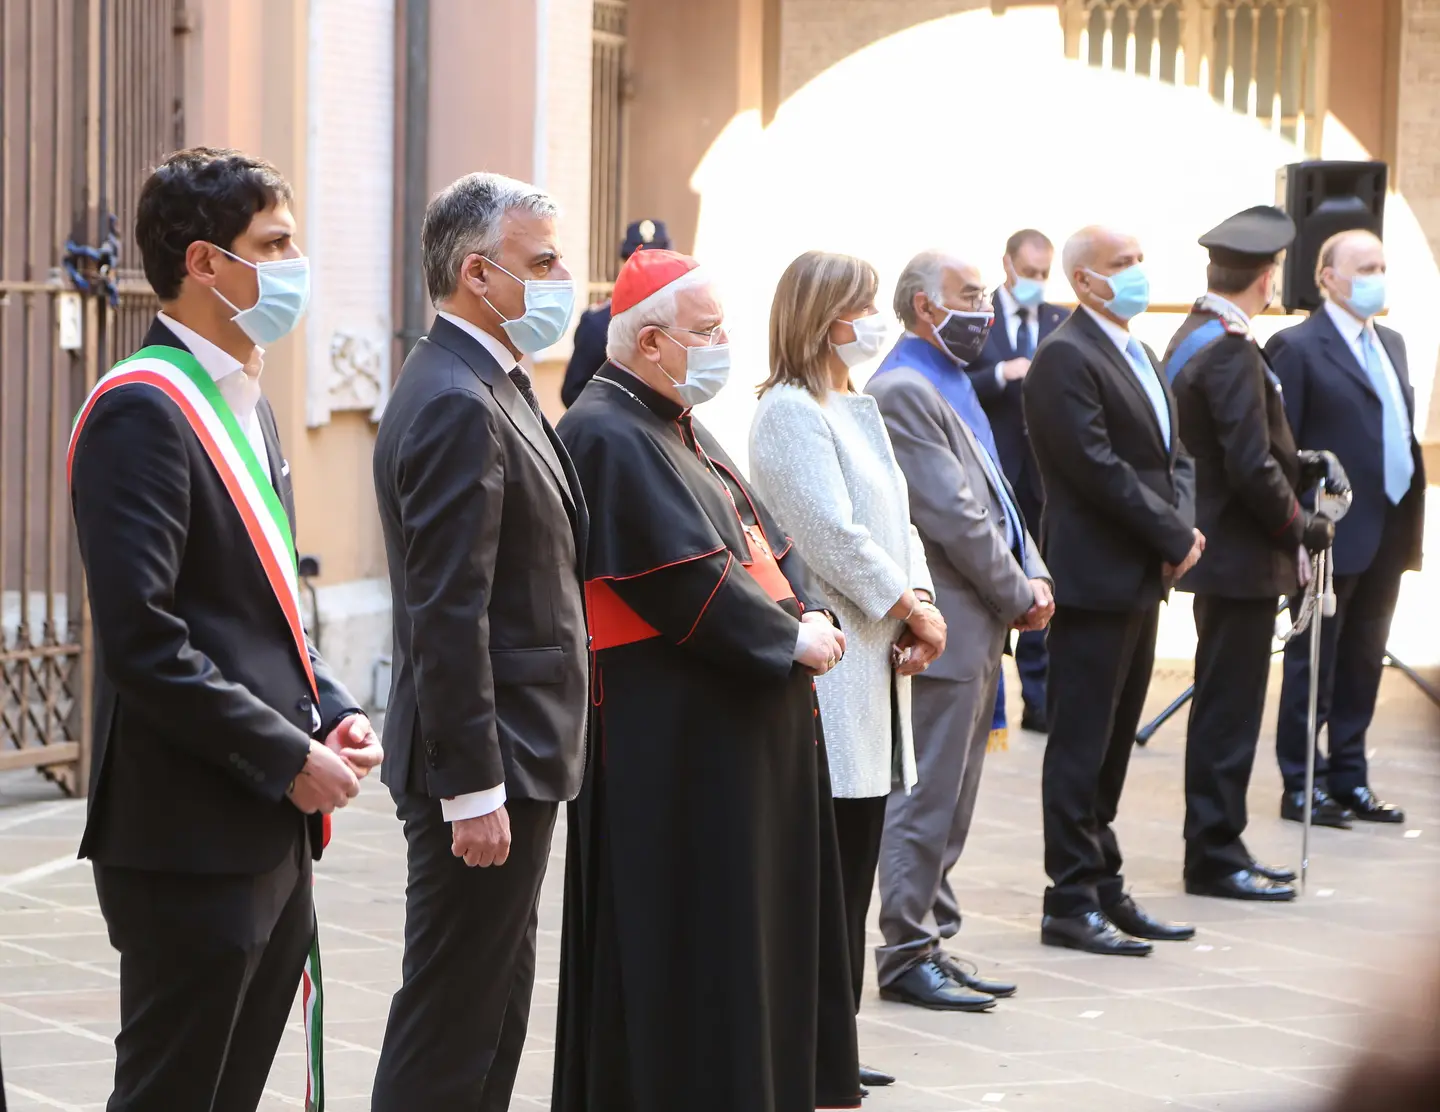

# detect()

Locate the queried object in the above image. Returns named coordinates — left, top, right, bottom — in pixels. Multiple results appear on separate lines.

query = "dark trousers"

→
left=94, top=823, right=313, bottom=1112
left=1015, top=628, right=1049, bottom=714
left=1042, top=604, right=1159, bottom=917
left=1185, top=595, right=1277, bottom=881
left=1276, top=516, right=1406, bottom=795
left=372, top=794, right=558, bottom=1112
left=831, top=796, right=888, bottom=1010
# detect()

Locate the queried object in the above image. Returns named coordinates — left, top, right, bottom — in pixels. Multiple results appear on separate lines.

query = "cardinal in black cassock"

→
left=552, top=250, right=862, bottom=1112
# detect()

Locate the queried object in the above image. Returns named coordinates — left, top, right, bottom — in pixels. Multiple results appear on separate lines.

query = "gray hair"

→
left=892, top=251, right=950, bottom=328
left=421, top=172, right=559, bottom=304
left=1061, top=226, right=1106, bottom=292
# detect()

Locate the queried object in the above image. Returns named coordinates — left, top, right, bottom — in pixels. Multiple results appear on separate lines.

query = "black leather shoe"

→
left=1186, top=868, right=1296, bottom=902
left=1040, top=911, right=1152, bottom=956
left=879, top=957, right=997, bottom=1011
left=1021, top=706, right=1049, bottom=734
left=1281, top=789, right=1353, bottom=829
left=1103, top=895, right=1195, bottom=942
left=934, top=952, right=1017, bottom=998
left=1333, top=786, right=1405, bottom=824
left=1249, top=858, right=1297, bottom=883
left=859, top=1065, right=895, bottom=1088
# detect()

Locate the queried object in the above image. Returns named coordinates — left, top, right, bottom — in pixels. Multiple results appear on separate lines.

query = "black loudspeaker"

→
left=1276, top=160, right=1388, bottom=313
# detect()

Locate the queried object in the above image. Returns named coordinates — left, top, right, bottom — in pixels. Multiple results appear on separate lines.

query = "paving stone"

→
left=0, top=661, right=1434, bottom=1109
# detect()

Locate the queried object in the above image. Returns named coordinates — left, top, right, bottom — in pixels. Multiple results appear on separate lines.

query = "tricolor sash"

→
left=68, top=344, right=329, bottom=1109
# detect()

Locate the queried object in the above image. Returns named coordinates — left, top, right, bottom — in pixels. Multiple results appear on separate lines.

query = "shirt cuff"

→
left=995, top=364, right=1006, bottom=387
left=441, top=783, right=507, bottom=822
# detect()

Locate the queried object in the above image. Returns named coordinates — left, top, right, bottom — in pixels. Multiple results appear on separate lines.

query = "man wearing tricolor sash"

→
left=68, top=148, right=381, bottom=1111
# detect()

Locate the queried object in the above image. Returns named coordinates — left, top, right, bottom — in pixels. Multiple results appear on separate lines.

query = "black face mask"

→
left=934, top=307, right=993, bottom=365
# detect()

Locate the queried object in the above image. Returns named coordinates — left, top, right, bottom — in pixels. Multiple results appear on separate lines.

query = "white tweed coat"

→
left=749, top=383, right=933, bottom=798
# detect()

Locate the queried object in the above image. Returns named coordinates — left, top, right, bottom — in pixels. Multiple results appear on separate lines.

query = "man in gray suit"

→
left=866, top=251, right=1053, bottom=1011
left=371, top=172, right=589, bottom=1110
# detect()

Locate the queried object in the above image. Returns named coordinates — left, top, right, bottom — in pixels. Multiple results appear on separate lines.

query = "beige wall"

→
left=626, top=0, right=769, bottom=254
left=1398, top=0, right=1440, bottom=440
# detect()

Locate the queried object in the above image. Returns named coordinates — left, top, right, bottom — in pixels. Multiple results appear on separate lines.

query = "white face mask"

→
left=209, top=245, right=311, bottom=345
left=832, top=313, right=890, bottom=368
left=659, top=330, right=731, bottom=406
left=480, top=257, right=575, bottom=354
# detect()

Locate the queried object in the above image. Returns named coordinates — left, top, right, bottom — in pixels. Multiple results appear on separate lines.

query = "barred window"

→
left=1061, top=0, right=1327, bottom=156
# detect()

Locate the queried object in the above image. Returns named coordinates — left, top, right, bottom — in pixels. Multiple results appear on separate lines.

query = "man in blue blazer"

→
left=967, top=229, right=1069, bottom=732
left=1265, top=229, right=1426, bottom=828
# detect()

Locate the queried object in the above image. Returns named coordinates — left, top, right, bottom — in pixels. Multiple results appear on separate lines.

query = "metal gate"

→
left=0, top=0, right=185, bottom=794
left=589, top=0, right=629, bottom=305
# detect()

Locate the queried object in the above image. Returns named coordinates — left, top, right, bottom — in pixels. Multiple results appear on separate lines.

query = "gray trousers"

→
left=875, top=666, right=1000, bottom=987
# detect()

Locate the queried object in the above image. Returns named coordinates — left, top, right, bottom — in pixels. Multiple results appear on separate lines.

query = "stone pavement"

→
left=0, top=661, right=1436, bottom=1112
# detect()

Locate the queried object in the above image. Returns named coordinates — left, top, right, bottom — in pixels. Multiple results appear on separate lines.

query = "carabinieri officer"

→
left=1164, top=205, right=1347, bottom=902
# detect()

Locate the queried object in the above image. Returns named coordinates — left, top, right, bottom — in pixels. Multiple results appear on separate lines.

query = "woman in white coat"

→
left=750, top=250, right=947, bottom=1091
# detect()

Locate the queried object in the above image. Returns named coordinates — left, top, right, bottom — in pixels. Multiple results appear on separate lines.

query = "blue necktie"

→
left=1014, top=308, right=1034, bottom=358
left=1125, top=337, right=1171, bottom=450
left=1361, top=331, right=1415, bottom=503
left=974, top=438, right=1025, bottom=563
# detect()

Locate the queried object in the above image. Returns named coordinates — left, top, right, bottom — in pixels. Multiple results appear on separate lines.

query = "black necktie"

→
left=508, top=367, right=542, bottom=418
left=1014, top=308, right=1034, bottom=358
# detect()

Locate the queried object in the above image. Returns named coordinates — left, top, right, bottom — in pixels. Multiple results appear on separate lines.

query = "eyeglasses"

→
left=944, top=292, right=993, bottom=313
left=661, top=323, right=727, bottom=346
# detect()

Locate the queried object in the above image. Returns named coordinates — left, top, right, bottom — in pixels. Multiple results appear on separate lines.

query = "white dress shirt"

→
left=1322, top=299, right=1411, bottom=432
left=431, top=311, right=515, bottom=822
left=437, top=310, right=519, bottom=373
left=157, top=313, right=271, bottom=482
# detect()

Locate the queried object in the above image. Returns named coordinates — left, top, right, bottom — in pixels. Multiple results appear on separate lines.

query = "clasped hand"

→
left=796, top=612, right=847, bottom=676
left=286, top=713, right=384, bottom=815
left=894, top=600, right=947, bottom=676
left=1163, top=528, right=1206, bottom=584
left=1013, top=579, right=1054, bottom=632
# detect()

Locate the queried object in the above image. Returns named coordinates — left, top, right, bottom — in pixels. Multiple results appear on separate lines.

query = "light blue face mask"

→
left=1086, top=263, right=1150, bottom=322
left=1010, top=276, right=1046, bottom=310
left=482, top=258, right=575, bottom=354
left=1344, top=273, right=1387, bottom=320
left=210, top=245, right=311, bottom=345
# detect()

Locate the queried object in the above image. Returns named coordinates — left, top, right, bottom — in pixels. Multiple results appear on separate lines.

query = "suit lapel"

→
left=1312, top=309, right=1379, bottom=404
left=1039, top=304, right=1065, bottom=341
left=428, top=318, right=576, bottom=512
left=1376, top=325, right=1417, bottom=418
left=256, top=399, right=295, bottom=533
left=991, top=293, right=1016, bottom=359
left=1072, top=308, right=1165, bottom=441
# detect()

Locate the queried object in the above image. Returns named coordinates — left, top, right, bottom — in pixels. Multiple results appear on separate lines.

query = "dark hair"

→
left=135, top=147, right=293, bottom=300
left=1206, top=261, right=1270, bottom=295
left=1005, top=228, right=1053, bottom=258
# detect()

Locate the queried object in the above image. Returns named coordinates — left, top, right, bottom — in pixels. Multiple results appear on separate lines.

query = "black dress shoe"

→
left=1021, top=706, right=1049, bottom=733
left=934, top=952, right=1017, bottom=998
left=859, top=1065, right=895, bottom=1087
left=1249, top=859, right=1297, bottom=883
left=1333, top=786, right=1405, bottom=824
left=1040, top=911, right=1152, bottom=956
left=1103, top=895, right=1195, bottom=942
left=1281, top=788, right=1353, bottom=829
left=879, top=957, right=997, bottom=1011
left=1186, top=868, right=1296, bottom=902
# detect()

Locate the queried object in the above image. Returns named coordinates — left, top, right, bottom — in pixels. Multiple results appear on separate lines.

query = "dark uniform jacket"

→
left=561, top=301, right=611, bottom=408
left=1166, top=297, right=1305, bottom=599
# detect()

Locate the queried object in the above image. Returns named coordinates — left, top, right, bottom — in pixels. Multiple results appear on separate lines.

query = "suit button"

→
left=229, top=753, right=240, bottom=765
left=425, top=739, right=439, bottom=765
left=297, top=696, right=313, bottom=715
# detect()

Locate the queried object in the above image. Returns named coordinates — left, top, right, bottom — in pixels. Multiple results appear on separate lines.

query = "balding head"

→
left=1064, top=225, right=1145, bottom=323
left=1316, top=229, right=1386, bottom=318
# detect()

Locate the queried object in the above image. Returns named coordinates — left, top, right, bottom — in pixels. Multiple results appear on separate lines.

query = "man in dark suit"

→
left=1266, top=229, right=1426, bottom=827
left=371, top=172, right=590, bottom=1112
left=1024, top=225, right=1203, bottom=956
left=69, top=148, right=380, bottom=1111
left=561, top=217, right=670, bottom=407
left=1166, top=206, right=1345, bottom=902
left=967, top=229, right=1069, bottom=732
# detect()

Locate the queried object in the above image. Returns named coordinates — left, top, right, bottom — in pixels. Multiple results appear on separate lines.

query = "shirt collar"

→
left=157, top=312, right=258, bottom=383
left=1202, top=292, right=1250, bottom=326
left=1081, top=303, right=1134, bottom=355
left=437, top=310, right=519, bottom=372
left=996, top=283, right=1025, bottom=319
left=1322, top=297, right=1371, bottom=346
